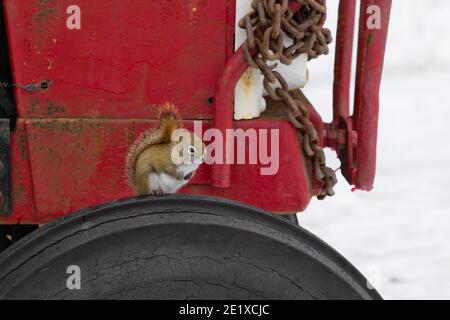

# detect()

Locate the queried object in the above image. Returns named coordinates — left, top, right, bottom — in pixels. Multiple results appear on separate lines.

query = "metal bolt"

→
left=40, top=80, right=50, bottom=90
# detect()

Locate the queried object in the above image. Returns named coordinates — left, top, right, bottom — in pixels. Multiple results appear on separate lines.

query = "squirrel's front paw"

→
left=149, top=188, right=165, bottom=197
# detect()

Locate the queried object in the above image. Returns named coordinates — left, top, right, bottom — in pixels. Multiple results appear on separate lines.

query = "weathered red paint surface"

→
left=8, top=121, right=37, bottom=222
left=3, top=0, right=228, bottom=119
left=2, top=118, right=310, bottom=223
left=1, top=0, right=391, bottom=223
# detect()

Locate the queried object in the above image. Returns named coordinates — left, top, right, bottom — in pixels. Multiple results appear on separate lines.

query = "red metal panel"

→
left=3, top=118, right=309, bottom=223
left=23, top=119, right=211, bottom=222
left=3, top=0, right=228, bottom=119
left=25, top=118, right=137, bottom=220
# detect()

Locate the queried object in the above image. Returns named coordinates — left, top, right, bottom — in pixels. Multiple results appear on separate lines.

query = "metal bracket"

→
left=0, top=118, right=11, bottom=215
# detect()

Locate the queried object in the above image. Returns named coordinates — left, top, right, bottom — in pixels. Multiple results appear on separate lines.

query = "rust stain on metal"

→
left=28, top=97, right=40, bottom=114
left=27, top=98, right=66, bottom=116
left=241, top=68, right=253, bottom=96
left=367, top=33, right=375, bottom=45
left=28, top=119, right=106, bottom=213
left=34, top=0, right=57, bottom=35
left=31, top=118, right=89, bottom=134
left=125, top=125, right=136, bottom=145
left=46, top=101, right=66, bottom=115
left=11, top=184, right=26, bottom=203
left=18, top=130, right=29, bottom=161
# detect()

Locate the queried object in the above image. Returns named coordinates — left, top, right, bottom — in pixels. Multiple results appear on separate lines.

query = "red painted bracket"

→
left=332, top=0, right=392, bottom=191
left=211, top=46, right=251, bottom=188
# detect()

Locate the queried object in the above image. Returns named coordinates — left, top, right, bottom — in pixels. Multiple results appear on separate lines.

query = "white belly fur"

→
left=148, top=164, right=199, bottom=194
left=148, top=172, right=188, bottom=194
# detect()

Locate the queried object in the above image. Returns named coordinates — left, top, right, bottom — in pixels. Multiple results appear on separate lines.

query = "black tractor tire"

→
left=0, top=195, right=381, bottom=300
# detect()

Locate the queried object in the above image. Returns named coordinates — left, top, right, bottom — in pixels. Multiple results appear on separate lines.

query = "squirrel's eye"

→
left=188, top=146, right=196, bottom=155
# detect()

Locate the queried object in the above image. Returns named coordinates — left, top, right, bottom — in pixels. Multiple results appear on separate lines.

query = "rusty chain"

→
left=239, top=0, right=337, bottom=199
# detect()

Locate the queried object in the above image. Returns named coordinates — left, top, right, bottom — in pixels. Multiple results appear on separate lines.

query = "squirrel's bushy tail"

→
left=158, top=102, right=181, bottom=143
left=125, top=103, right=181, bottom=189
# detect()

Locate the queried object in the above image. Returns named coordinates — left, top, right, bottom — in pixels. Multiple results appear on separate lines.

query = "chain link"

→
left=239, top=0, right=337, bottom=199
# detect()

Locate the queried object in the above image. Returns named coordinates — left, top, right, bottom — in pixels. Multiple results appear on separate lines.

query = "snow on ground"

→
left=299, top=0, right=450, bottom=300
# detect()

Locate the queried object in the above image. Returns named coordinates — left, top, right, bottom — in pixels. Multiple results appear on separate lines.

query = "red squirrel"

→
left=125, top=103, right=205, bottom=195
